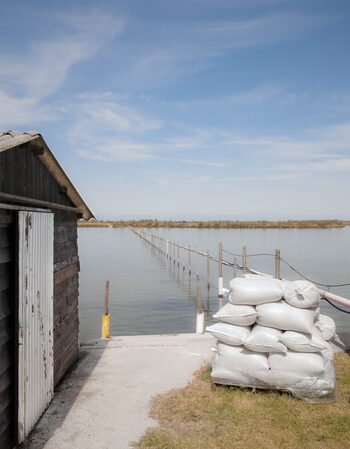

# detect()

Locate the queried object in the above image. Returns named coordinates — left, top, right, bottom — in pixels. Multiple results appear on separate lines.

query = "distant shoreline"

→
left=78, top=219, right=349, bottom=229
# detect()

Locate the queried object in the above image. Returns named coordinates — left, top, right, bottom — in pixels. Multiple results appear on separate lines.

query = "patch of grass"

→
left=135, top=353, right=350, bottom=449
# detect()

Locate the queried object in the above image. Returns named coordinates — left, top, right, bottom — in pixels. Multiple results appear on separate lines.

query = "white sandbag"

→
left=244, top=273, right=273, bottom=279
left=244, top=273, right=291, bottom=290
left=229, top=278, right=283, bottom=305
left=314, top=314, right=336, bottom=341
left=256, top=300, right=316, bottom=334
left=268, top=351, right=325, bottom=376
left=243, top=325, right=287, bottom=353
left=280, top=329, right=328, bottom=353
left=215, top=343, right=269, bottom=373
left=321, top=341, right=334, bottom=361
left=212, top=303, right=257, bottom=326
left=257, top=360, right=335, bottom=403
left=206, top=323, right=251, bottom=346
left=283, top=280, right=320, bottom=309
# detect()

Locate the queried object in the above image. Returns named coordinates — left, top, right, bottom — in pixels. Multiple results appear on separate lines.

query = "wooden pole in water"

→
left=207, top=249, right=210, bottom=290
left=242, top=246, right=247, bottom=274
left=177, top=243, right=180, bottom=268
left=275, top=248, right=281, bottom=279
left=188, top=245, right=191, bottom=276
left=218, top=242, right=223, bottom=298
left=101, top=280, right=110, bottom=339
left=233, top=256, right=237, bottom=278
left=196, top=272, right=204, bottom=334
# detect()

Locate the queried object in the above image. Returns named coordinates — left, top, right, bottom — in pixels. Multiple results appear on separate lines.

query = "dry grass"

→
left=135, top=352, right=350, bottom=449
left=78, top=219, right=346, bottom=229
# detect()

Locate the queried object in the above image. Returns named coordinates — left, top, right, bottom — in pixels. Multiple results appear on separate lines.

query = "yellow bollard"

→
left=101, top=313, right=110, bottom=339
left=101, top=280, right=110, bottom=339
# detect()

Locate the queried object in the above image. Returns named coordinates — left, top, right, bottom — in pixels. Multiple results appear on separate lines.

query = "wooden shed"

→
left=0, top=131, right=93, bottom=448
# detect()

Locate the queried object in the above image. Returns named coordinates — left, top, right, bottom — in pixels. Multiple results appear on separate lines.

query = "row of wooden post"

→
left=128, top=228, right=282, bottom=335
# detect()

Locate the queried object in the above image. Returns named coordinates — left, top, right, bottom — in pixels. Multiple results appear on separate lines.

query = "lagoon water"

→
left=78, top=227, right=350, bottom=344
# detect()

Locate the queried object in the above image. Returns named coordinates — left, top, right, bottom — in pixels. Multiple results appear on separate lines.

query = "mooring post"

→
left=207, top=249, right=210, bottom=290
left=173, top=241, right=176, bottom=265
left=177, top=243, right=180, bottom=268
left=218, top=242, right=223, bottom=298
left=188, top=244, right=192, bottom=276
left=242, top=246, right=247, bottom=274
left=275, top=248, right=281, bottom=279
left=196, top=272, right=204, bottom=334
left=101, top=280, right=110, bottom=339
left=233, top=256, right=237, bottom=278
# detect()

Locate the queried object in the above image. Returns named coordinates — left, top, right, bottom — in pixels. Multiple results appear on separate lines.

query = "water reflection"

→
left=78, top=227, right=350, bottom=344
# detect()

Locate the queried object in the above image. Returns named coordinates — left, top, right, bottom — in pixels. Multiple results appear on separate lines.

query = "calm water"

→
left=78, top=227, right=350, bottom=343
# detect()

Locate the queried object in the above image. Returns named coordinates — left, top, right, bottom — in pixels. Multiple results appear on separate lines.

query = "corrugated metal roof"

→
left=0, top=130, right=40, bottom=152
left=0, top=131, right=93, bottom=220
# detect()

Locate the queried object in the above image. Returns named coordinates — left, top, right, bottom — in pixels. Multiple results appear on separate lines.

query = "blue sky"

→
left=1, top=0, right=350, bottom=219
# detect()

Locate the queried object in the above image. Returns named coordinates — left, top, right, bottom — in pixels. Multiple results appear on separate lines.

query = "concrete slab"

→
left=21, top=333, right=215, bottom=449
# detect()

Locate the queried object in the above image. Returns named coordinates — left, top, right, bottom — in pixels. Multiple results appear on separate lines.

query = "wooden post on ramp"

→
left=101, top=280, right=110, bottom=339
left=196, top=272, right=204, bottom=334
left=218, top=242, right=223, bottom=298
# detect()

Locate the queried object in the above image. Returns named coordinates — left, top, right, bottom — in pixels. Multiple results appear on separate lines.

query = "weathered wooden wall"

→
left=0, top=210, right=15, bottom=449
left=53, top=210, right=79, bottom=386
left=0, top=142, right=73, bottom=207
left=0, top=144, right=80, bottom=387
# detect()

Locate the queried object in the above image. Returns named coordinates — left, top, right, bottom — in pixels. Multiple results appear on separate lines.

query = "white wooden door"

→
left=17, top=211, right=54, bottom=443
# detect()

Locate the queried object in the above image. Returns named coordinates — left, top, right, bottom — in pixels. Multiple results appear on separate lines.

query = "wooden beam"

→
left=0, top=192, right=82, bottom=215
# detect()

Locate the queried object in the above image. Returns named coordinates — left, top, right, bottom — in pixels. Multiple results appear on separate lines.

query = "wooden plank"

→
left=0, top=369, right=11, bottom=395
left=54, top=262, right=79, bottom=285
left=0, top=426, right=14, bottom=449
left=0, top=387, right=12, bottom=415
left=0, top=404, right=12, bottom=439
left=0, top=274, right=10, bottom=293
left=0, top=228, right=12, bottom=249
left=0, top=346, right=11, bottom=376
left=0, top=249, right=11, bottom=264
left=0, top=289, right=11, bottom=320
left=0, top=192, right=81, bottom=214
left=0, top=316, right=12, bottom=348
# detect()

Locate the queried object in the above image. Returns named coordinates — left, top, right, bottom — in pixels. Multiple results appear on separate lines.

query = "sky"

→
left=1, top=0, right=350, bottom=220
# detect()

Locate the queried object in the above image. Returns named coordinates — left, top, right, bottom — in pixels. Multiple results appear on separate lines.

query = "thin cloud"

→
left=0, top=10, right=124, bottom=128
left=0, top=11, right=124, bottom=98
left=177, top=159, right=227, bottom=167
left=0, top=91, right=54, bottom=127
left=121, top=12, right=335, bottom=88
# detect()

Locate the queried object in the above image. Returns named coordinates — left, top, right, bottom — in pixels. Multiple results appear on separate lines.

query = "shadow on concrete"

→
left=20, top=339, right=109, bottom=449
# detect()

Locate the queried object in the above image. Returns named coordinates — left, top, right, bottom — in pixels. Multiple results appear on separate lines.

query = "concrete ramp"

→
left=22, top=334, right=215, bottom=449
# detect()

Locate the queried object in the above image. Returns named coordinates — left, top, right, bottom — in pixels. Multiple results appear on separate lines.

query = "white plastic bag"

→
left=229, top=278, right=283, bottom=305
left=213, top=303, right=257, bottom=326
left=268, top=351, right=325, bottom=376
left=321, top=341, right=334, bottom=361
left=256, top=300, right=316, bottom=334
left=283, top=280, right=320, bottom=309
left=257, top=360, right=335, bottom=403
left=243, top=325, right=287, bottom=353
left=280, top=329, right=328, bottom=353
left=314, top=314, right=336, bottom=341
left=206, top=323, right=251, bottom=346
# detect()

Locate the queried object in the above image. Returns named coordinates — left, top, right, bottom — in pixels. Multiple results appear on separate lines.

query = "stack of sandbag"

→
left=206, top=277, right=336, bottom=403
